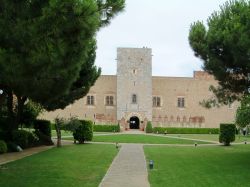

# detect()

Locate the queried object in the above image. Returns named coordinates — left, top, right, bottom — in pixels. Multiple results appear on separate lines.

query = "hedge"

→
left=34, top=119, right=51, bottom=137
left=34, top=119, right=53, bottom=145
left=93, top=124, right=120, bottom=132
left=153, top=127, right=219, bottom=134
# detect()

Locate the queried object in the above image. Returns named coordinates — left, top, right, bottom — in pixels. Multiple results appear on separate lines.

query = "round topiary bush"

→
left=0, top=140, right=7, bottom=154
left=219, top=123, right=236, bottom=146
left=73, top=120, right=93, bottom=144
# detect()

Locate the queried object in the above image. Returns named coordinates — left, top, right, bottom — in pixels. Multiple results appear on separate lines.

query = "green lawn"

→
left=92, top=134, right=212, bottom=144
left=144, top=144, right=250, bottom=187
left=51, top=130, right=115, bottom=137
left=166, top=134, right=250, bottom=143
left=0, top=144, right=118, bottom=187
left=51, top=130, right=73, bottom=137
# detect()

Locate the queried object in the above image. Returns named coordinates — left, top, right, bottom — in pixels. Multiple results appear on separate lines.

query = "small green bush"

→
left=219, top=123, right=236, bottom=146
left=153, top=127, right=219, bottom=134
left=0, top=140, right=7, bottom=154
left=146, top=121, right=153, bottom=133
left=93, top=124, right=120, bottom=132
left=73, top=120, right=93, bottom=144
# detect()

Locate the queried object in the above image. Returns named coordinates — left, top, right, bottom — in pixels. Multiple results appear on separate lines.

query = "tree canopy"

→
left=0, top=0, right=125, bottom=129
left=236, top=94, right=250, bottom=127
left=189, top=0, right=250, bottom=104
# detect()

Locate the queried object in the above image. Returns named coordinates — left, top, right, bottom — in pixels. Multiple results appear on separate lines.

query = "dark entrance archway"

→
left=129, top=116, right=140, bottom=129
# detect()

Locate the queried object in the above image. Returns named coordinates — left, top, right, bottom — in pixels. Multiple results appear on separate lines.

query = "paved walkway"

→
left=99, top=144, right=150, bottom=187
left=0, top=145, right=54, bottom=165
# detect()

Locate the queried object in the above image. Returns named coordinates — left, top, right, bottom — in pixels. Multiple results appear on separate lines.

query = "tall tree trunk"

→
left=6, top=88, right=15, bottom=131
left=55, top=123, right=62, bottom=147
left=16, top=95, right=27, bottom=130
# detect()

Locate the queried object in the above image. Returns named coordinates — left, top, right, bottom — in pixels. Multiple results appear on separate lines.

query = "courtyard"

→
left=1, top=133, right=250, bottom=187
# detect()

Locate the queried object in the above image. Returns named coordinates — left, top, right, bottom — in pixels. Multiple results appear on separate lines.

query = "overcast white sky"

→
left=95, top=0, right=228, bottom=77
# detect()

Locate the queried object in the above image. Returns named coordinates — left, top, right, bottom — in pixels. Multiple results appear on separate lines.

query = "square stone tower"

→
left=117, top=47, right=152, bottom=128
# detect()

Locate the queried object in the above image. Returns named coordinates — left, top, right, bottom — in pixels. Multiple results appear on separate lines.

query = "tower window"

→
left=177, top=97, right=185, bottom=108
left=132, top=94, right=137, bottom=104
left=87, top=95, right=95, bottom=105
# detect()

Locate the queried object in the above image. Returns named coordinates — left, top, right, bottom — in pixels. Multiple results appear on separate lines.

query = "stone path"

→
left=99, top=144, right=150, bottom=187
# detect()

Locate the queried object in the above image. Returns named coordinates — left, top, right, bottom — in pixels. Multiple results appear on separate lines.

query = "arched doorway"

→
left=129, top=116, right=140, bottom=129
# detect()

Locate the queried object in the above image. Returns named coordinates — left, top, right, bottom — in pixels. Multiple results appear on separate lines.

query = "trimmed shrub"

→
left=219, top=123, right=236, bottom=146
left=73, top=120, right=93, bottom=144
left=34, top=119, right=53, bottom=145
left=93, top=124, right=120, bottom=132
left=146, top=121, right=153, bottom=133
left=153, top=127, right=219, bottom=134
left=0, top=140, right=7, bottom=154
left=34, top=119, right=51, bottom=137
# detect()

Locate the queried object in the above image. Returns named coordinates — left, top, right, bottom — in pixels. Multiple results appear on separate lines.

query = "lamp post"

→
left=0, top=89, right=3, bottom=95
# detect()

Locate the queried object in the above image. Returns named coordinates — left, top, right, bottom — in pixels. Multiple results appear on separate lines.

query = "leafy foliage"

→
left=189, top=0, right=250, bottom=104
left=11, top=130, right=36, bottom=149
left=236, top=94, right=250, bottom=127
left=21, top=100, right=44, bottom=127
left=0, top=140, right=7, bottom=154
left=219, top=123, right=236, bottom=146
left=73, top=120, right=93, bottom=144
left=146, top=121, right=153, bottom=133
left=0, top=0, right=125, bottom=129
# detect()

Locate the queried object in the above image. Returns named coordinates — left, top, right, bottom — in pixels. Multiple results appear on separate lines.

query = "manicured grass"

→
left=51, top=130, right=115, bottom=137
left=92, top=134, right=212, bottom=144
left=51, top=130, right=73, bottom=137
left=144, top=144, right=250, bottom=187
left=0, top=144, right=118, bottom=187
left=166, top=134, right=250, bottom=143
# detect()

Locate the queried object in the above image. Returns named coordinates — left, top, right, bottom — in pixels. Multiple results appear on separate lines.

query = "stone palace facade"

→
left=42, top=48, right=237, bottom=130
